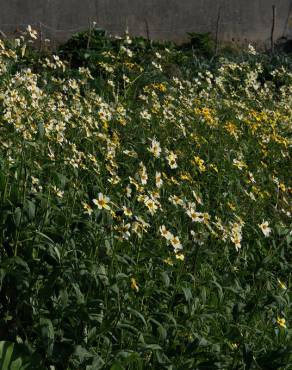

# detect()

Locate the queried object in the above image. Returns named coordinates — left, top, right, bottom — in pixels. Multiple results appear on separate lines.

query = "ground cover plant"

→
left=0, top=27, right=291, bottom=369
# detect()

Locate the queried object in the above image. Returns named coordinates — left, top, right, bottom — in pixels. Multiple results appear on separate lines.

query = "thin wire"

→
left=0, top=20, right=239, bottom=34
left=0, top=22, right=87, bottom=33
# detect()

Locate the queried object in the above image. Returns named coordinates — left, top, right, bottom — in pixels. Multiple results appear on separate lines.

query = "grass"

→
left=0, top=27, right=291, bottom=369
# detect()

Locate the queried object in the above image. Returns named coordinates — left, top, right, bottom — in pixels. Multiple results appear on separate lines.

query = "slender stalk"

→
left=271, top=5, right=276, bottom=54
left=215, top=6, right=222, bottom=56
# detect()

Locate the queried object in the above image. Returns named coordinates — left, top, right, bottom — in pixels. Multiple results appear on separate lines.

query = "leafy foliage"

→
left=0, top=28, right=291, bottom=369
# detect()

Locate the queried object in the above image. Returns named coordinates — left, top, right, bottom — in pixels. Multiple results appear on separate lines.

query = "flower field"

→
left=0, top=28, right=291, bottom=369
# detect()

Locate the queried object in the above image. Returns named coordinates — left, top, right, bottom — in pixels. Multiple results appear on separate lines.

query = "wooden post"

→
left=144, top=19, right=150, bottom=41
left=39, top=22, right=43, bottom=52
left=87, top=18, right=92, bottom=49
left=215, top=6, right=222, bottom=56
left=271, top=5, right=276, bottom=53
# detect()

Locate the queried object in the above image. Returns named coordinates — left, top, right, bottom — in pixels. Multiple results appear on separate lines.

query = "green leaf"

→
left=110, top=362, right=124, bottom=370
left=13, top=207, right=22, bottom=227
left=10, top=357, right=23, bottom=370
left=0, top=341, right=14, bottom=370
left=127, top=308, right=147, bottom=327
left=97, top=264, right=109, bottom=286
left=90, top=355, right=105, bottom=369
left=40, top=318, right=55, bottom=356
left=25, top=199, right=36, bottom=220
left=37, top=121, right=45, bottom=138
left=0, top=342, right=43, bottom=370
left=161, top=271, right=170, bottom=287
left=182, top=287, right=192, bottom=303
left=139, top=343, right=162, bottom=351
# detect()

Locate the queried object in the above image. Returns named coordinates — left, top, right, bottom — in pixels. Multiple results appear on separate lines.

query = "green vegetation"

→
left=0, top=27, right=291, bottom=369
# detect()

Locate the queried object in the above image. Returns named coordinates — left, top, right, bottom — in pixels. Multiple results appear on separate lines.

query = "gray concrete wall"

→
left=0, top=0, right=292, bottom=45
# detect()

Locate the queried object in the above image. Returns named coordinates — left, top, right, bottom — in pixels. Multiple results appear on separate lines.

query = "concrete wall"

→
left=0, top=0, right=292, bottom=45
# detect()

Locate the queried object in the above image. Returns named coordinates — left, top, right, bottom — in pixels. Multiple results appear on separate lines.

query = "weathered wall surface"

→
left=0, top=0, right=292, bottom=45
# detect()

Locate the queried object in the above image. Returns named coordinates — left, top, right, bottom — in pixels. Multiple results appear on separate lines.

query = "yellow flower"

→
left=276, top=317, right=287, bottom=329
left=230, top=342, right=239, bottom=350
left=180, top=172, right=192, bottom=181
left=193, top=156, right=206, bottom=173
left=166, top=150, right=178, bottom=169
left=122, top=206, right=133, bottom=217
left=131, top=278, right=139, bottom=292
left=233, top=158, right=247, bottom=171
left=175, top=253, right=185, bottom=261
left=209, top=164, right=218, bottom=173
left=227, top=202, right=236, bottom=211
left=163, top=258, right=174, bottom=266
left=277, top=279, right=287, bottom=290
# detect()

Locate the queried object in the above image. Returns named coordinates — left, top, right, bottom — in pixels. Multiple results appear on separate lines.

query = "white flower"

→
left=93, top=193, right=111, bottom=210
left=26, top=25, right=38, bottom=40
left=52, top=186, right=64, bottom=198
left=233, top=158, right=247, bottom=170
left=186, top=208, right=204, bottom=223
left=139, top=162, right=148, bottom=185
left=140, top=110, right=151, bottom=120
left=258, top=221, right=271, bottom=237
left=247, top=44, right=257, bottom=55
left=126, top=185, right=132, bottom=198
left=170, top=235, right=183, bottom=253
left=169, top=195, right=184, bottom=207
left=230, top=222, right=243, bottom=251
left=155, top=172, right=163, bottom=188
left=159, top=225, right=173, bottom=241
left=192, top=190, right=203, bottom=205
left=152, top=61, right=162, bottom=71
left=148, top=138, right=161, bottom=158
left=144, top=196, right=158, bottom=215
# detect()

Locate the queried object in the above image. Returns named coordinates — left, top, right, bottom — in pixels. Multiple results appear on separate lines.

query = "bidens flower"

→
left=93, top=193, right=111, bottom=210
left=144, top=196, right=159, bottom=215
left=139, top=162, right=148, bottom=185
left=131, top=278, right=139, bottom=292
left=276, top=317, right=287, bottom=329
left=148, top=138, right=161, bottom=158
left=83, top=202, right=93, bottom=216
left=166, top=150, right=178, bottom=169
left=258, top=221, right=271, bottom=237
left=170, top=235, right=183, bottom=253
left=175, top=253, right=185, bottom=261
left=159, top=225, right=173, bottom=241
left=155, top=171, right=163, bottom=188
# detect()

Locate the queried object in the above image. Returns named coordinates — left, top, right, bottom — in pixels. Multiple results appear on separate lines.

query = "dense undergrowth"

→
left=0, top=27, right=291, bottom=369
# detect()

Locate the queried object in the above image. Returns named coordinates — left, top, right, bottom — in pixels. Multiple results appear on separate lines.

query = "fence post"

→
left=271, top=5, right=276, bottom=53
left=215, top=6, right=222, bottom=56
